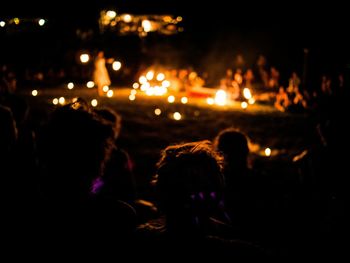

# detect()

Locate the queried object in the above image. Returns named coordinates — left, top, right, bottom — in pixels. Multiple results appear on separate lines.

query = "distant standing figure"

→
left=93, top=51, right=111, bottom=96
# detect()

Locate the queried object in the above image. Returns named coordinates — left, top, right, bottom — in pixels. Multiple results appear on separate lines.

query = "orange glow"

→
left=215, top=90, right=227, bottom=106
left=146, top=89, right=154, bottom=96
left=140, top=83, right=150, bottom=91
left=163, top=16, right=172, bottom=23
left=248, top=98, right=255, bottom=104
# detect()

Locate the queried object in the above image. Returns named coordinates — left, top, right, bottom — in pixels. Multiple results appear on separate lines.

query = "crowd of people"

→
left=1, top=58, right=347, bottom=259
left=216, top=55, right=346, bottom=113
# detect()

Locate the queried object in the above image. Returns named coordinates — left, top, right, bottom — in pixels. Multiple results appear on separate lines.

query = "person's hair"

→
left=39, top=100, right=115, bottom=198
left=154, top=140, right=224, bottom=217
left=95, top=107, right=122, bottom=138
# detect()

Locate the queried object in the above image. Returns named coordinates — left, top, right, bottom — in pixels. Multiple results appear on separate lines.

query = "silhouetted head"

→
left=154, top=140, right=225, bottom=232
left=39, top=100, right=115, bottom=200
left=213, top=128, right=249, bottom=170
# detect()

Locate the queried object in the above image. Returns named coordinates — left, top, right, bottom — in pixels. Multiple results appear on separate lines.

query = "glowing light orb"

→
left=91, top=99, right=98, bottom=107
left=102, top=85, right=109, bottom=92
left=123, top=14, right=132, bottom=23
left=139, top=76, right=147, bottom=84
left=38, top=19, right=45, bottom=26
left=59, top=97, right=65, bottom=105
left=167, top=95, right=175, bottom=103
left=181, top=97, right=188, bottom=104
left=207, top=98, right=214, bottom=105
left=86, top=81, right=95, bottom=88
left=106, top=10, right=117, bottom=19
left=112, top=61, right=121, bottom=71
left=241, top=101, right=248, bottom=109
left=162, top=80, right=170, bottom=88
left=146, top=71, right=154, bottom=80
left=142, top=20, right=152, bottom=32
left=107, top=90, right=113, bottom=97
left=173, top=112, right=182, bottom=120
left=80, top=54, right=90, bottom=63
left=215, top=90, right=227, bottom=106
left=243, top=88, right=252, bottom=100
left=248, top=98, right=255, bottom=104
left=67, top=82, right=74, bottom=89
left=154, top=108, right=161, bottom=116
left=156, top=73, right=165, bottom=81
left=265, top=148, right=271, bottom=157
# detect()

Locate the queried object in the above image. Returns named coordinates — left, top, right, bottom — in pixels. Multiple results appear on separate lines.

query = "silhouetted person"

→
left=36, top=100, right=136, bottom=250
left=213, top=128, right=267, bottom=243
left=1, top=74, right=37, bottom=208
left=0, top=104, right=17, bottom=205
left=93, top=107, right=136, bottom=202
left=135, top=140, right=267, bottom=259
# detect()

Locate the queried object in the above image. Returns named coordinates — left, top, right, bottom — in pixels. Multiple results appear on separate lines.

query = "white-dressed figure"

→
left=93, top=51, right=111, bottom=96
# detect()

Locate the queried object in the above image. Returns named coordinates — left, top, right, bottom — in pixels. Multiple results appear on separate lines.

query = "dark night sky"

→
left=2, top=0, right=349, bottom=81
left=2, top=0, right=348, bottom=42
left=2, top=0, right=348, bottom=28
left=2, top=0, right=348, bottom=49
